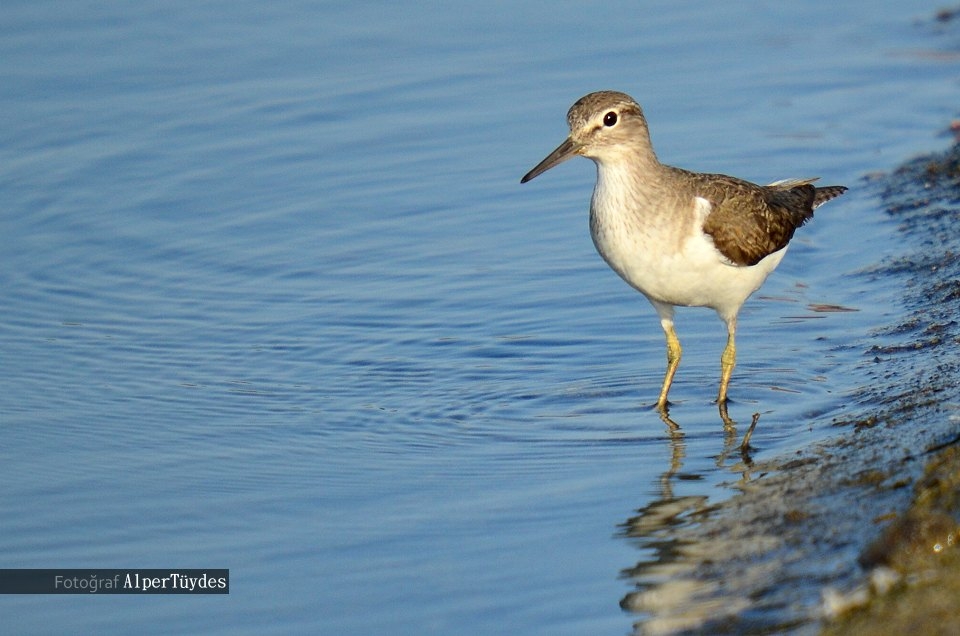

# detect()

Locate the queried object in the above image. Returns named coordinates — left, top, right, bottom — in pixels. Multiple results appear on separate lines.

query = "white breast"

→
left=589, top=173, right=785, bottom=319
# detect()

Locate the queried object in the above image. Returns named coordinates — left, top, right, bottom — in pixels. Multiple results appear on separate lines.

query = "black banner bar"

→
left=0, top=569, right=229, bottom=594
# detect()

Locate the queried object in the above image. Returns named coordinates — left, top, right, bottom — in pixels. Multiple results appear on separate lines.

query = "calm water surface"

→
left=2, top=1, right=959, bottom=634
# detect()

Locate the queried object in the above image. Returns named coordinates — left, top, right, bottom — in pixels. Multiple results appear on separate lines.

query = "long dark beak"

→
left=520, top=137, right=580, bottom=183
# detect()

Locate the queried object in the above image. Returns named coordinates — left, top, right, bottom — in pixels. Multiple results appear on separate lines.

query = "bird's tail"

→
left=766, top=178, right=847, bottom=209
left=812, top=185, right=848, bottom=208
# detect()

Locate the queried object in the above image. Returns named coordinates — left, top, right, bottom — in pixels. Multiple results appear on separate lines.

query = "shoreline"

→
left=621, top=22, right=960, bottom=630
left=622, top=123, right=960, bottom=636
left=818, top=131, right=960, bottom=635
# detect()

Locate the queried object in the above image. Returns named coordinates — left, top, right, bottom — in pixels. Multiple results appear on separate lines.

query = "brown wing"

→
left=698, top=175, right=846, bottom=266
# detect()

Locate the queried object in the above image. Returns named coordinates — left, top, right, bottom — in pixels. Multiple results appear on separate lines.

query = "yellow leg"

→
left=717, top=320, right=736, bottom=404
left=657, top=324, right=682, bottom=412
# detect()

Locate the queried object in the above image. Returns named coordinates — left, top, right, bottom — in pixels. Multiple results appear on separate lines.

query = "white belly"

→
left=590, top=189, right=785, bottom=319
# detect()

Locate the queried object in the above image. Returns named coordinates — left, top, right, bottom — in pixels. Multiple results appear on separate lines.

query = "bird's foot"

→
left=718, top=399, right=735, bottom=429
left=741, top=412, right=760, bottom=452
left=655, top=400, right=680, bottom=431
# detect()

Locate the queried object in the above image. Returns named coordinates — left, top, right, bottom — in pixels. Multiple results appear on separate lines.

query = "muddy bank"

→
left=817, top=135, right=960, bottom=636
left=822, top=445, right=960, bottom=636
left=620, top=126, right=960, bottom=636
left=619, top=97, right=960, bottom=636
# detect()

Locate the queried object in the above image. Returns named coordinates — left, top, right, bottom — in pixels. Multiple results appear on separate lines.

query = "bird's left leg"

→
left=717, top=316, right=737, bottom=404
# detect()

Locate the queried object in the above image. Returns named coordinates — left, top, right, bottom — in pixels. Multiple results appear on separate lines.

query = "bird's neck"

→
left=592, top=151, right=670, bottom=215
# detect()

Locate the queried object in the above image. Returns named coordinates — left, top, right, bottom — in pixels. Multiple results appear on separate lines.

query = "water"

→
left=2, top=1, right=959, bottom=634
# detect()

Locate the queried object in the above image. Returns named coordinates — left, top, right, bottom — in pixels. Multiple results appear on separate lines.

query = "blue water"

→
left=2, top=1, right=959, bottom=634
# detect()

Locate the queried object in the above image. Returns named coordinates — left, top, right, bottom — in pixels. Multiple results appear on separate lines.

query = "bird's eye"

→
left=603, top=111, right=618, bottom=127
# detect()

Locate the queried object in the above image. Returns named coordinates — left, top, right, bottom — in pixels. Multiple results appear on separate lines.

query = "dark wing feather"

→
left=697, top=175, right=847, bottom=266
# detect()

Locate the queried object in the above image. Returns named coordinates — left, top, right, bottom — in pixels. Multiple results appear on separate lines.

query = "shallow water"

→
left=2, top=1, right=960, bottom=634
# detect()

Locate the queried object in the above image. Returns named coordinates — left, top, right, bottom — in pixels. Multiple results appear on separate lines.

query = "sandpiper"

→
left=521, top=91, right=846, bottom=415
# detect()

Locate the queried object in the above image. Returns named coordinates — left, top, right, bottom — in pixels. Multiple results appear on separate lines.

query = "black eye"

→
left=603, top=111, right=618, bottom=127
